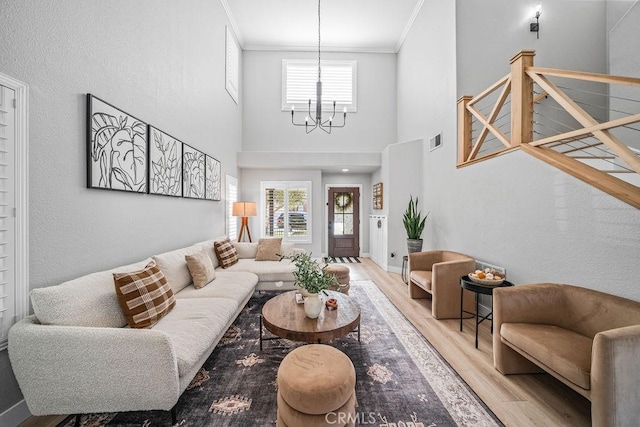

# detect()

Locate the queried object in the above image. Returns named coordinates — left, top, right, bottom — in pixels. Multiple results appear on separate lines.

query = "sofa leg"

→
left=170, top=407, right=177, bottom=424
left=74, top=414, right=81, bottom=427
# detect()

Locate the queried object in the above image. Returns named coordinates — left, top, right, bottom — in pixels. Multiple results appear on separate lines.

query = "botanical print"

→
left=148, top=126, right=182, bottom=197
left=205, top=155, right=221, bottom=201
left=183, top=144, right=205, bottom=199
left=87, top=95, right=147, bottom=192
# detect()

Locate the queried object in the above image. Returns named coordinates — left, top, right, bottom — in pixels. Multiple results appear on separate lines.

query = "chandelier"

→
left=291, top=0, right=347, bottom=134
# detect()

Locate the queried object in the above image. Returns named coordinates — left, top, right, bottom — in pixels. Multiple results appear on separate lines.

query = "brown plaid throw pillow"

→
left=113, top=260, right=176, bottom=329
left=214, top=238, right=239, bottom=268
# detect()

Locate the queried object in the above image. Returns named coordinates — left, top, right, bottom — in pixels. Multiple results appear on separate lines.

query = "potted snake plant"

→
left=403, top=195, right=428, bottom=253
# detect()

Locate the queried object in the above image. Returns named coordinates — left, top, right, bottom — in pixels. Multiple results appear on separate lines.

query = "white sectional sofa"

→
left=7, top=237, right=302, bottom=418
left=223, top=241, right=304, bottom=290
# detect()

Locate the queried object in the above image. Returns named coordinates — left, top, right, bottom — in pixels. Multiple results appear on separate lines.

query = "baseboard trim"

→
left=0, top=399, right=31, bottom=426
left=387, top=265, right=402, bottom=274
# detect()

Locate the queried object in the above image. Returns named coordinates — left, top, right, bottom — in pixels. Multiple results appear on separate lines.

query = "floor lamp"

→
left=233, top=202, right=257, bottom=242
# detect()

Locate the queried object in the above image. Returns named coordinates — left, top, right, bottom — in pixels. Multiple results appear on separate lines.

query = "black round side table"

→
left=460, top=275, right=514, bottom=349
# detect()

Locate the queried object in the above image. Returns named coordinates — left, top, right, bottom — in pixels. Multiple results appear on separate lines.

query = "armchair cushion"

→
left=502, top=323, right=593, bottom=390
left=409, top=270, right=432, bottom=291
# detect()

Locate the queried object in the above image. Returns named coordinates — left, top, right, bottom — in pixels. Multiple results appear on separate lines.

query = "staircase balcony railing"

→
left=458, top=50, right=640, bottom=209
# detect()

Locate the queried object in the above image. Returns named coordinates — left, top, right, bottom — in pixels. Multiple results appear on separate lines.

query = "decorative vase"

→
left=304, top=293, right=323, bottom=319
left=407, top=239, right=423, bottom=253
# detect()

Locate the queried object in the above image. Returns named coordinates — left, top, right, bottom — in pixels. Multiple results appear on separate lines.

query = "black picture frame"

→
left=148, top=125, right=183, bottom=197
left=205, top=154, right=221, bottom=201
left=87, top=94, right=148, bottom=193
left=182, top=143, right=205, bottom=199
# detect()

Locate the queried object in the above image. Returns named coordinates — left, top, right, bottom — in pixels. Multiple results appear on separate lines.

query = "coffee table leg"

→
left=259, top=315, right=263, bottom=351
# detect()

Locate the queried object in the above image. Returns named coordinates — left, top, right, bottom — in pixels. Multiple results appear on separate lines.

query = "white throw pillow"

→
left=233, top=242, right=259, bottom=259
left=280, top=242, right=295, bottom=257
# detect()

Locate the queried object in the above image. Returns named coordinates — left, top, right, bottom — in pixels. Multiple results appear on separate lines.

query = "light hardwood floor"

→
left=20, top=257, right=590, bottom=427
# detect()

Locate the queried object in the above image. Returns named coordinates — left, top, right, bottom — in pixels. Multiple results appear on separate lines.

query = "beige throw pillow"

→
left=185, top=250, right=216, bottom=289
left=255, top=238, right=283, bottom=261
left=214, top=238, right=239, bottom=268
left=113, top=260, right=176, bottom=329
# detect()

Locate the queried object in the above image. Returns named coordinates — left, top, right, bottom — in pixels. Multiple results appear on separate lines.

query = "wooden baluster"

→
left=457, top=95, right=473, bottom=164
left=510, top=50, right=536, bottom=147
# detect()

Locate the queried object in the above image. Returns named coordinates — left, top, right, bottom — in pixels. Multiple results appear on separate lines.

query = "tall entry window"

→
left=261, top=181, right=311, bottom=243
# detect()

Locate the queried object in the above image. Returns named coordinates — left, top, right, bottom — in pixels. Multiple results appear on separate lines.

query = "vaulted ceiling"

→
left=224, top=0, right=424, bottom=53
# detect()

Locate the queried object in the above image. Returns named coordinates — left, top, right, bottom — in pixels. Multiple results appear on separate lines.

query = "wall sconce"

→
left=232, top=202, right=257, bottom=242
left=530, top=5, right=542, bottom=39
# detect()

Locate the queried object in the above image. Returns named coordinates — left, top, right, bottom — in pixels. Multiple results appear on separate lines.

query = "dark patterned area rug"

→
left=62, top=281, right=501, bottom=427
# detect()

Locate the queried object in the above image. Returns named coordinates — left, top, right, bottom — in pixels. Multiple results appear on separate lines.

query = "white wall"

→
left=386, top=140, right=425, bottom=269
left=240, top=168, right=323, bottom=255
left=397, top=0, right=458, bottom=260
left=0, top=0, right=242, bottom=417
left=242, top=50, right=397, bottom=153
left=456, top=0, right=607, bottom=95
left=608, top=1, right=640, bottom=150
left=397, top=0, right=640, bottom=302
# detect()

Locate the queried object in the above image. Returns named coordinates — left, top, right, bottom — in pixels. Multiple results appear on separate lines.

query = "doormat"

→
left=325, top=256, right=361, bottom=263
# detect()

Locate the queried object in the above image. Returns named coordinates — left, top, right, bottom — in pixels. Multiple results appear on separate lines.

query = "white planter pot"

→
left=304, top=293, right=323, bottom=319
left=299, top=288, right=310, bottom=298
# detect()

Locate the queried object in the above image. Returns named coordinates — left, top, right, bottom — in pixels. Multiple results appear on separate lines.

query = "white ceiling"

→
left=223, top=0, right=424, bottom=53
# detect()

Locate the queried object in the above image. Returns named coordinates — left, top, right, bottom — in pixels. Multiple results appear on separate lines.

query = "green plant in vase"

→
left=285, top=252, right=334, bottom=294
left=403, top=195, right=428, bottom=253
left=281, top=252, right=335, bottom=319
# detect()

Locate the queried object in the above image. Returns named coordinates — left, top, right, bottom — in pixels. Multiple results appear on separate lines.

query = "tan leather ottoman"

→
left=326, top=264, right=350, bottom=294
left=276, top=344, right=356, bottom=426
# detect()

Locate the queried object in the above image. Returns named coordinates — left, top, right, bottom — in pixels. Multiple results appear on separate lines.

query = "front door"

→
left=328, top=187, right=360, bottom=257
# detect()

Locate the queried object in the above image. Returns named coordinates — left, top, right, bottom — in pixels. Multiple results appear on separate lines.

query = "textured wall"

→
left=397, top=0, right=640, bottom=300
left=242, top=50, right=397, bottom=153
left=0, top=0, right=241, bottom=416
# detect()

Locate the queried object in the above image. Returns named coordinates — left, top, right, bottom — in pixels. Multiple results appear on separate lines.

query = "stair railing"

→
left=458, top=50, right=640, bottom=209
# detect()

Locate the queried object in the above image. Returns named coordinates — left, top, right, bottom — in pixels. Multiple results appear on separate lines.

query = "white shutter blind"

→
left=0, top=85, right=16, bottom=351
left=284, top=60, right=356, bottom=111
left=226, top=175, right=238, bottom=241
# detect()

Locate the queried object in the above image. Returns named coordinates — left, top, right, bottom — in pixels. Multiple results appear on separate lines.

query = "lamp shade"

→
left=232, top=202, right=257, bottom=217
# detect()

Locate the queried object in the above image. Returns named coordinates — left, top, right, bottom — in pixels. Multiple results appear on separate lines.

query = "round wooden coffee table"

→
left=259, top=290, right=361, bottom=349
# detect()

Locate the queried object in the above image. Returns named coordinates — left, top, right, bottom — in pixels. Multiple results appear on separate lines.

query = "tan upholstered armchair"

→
left=493, top=283, right=640, bottom=427
left=408, top=251, right=475, bottom=320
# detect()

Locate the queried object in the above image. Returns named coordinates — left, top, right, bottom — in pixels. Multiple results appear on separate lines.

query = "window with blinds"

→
left=282, top=60, right=357, bottom=112
left=261, top=181, right=311, bottom=243
left=226, top=175, right=238, bottom=241
left=0, top=84, right=15, bottom=351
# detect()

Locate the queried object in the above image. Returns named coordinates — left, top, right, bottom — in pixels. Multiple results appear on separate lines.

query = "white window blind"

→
left=0, top=84, right=16, bottom=351
left=226, top=175, right=238, bottom=241
left=261, top=181, right=311, bottom=243
left=282, top=60, right=357, bottom=112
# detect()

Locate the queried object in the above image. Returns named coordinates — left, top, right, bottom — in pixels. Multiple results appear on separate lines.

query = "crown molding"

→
left=395, top=0, right=425, bottom=52
left=220, top=0, right=244, bottom=47
left=242, top=44, right=397, bottom=54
